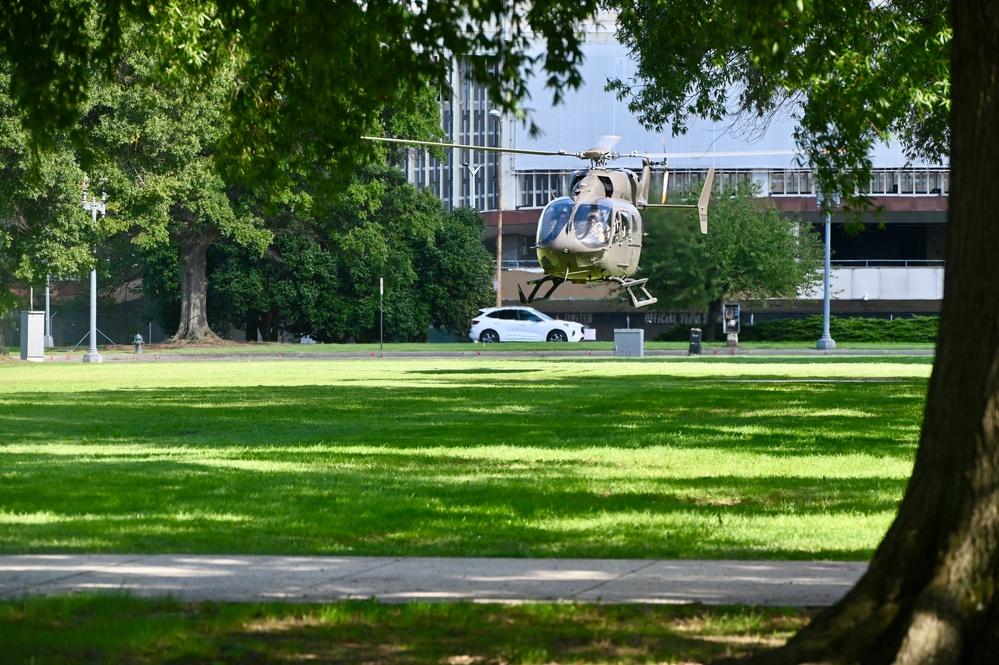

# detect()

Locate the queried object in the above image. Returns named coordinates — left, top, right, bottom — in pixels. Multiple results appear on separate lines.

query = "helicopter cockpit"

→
left=537, top=198, right=615, bottom=249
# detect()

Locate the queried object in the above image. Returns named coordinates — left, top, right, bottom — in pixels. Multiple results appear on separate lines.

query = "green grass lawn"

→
left=0, top=354, right=930, bottom=663
left=0, top=355, right=929, bottom=560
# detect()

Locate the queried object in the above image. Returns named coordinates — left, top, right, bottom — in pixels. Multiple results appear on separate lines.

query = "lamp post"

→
left=44, top=274, right=54, bottom=347
left=82, top=190, right=106, bottom=363
left=816, top=190, right=839, bottom=350
left=464, top=162, right=482, bottom=207
left=489, top=109, right=503, bottom=307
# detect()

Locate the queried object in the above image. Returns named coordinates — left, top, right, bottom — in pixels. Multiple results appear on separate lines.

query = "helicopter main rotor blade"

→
left=363, top=136, right=578, bottom=159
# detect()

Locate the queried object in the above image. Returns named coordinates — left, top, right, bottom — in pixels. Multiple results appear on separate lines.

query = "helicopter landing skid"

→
left=518, top=276, right=566, bottom=304
left=609, top=277, right=658, bottom=308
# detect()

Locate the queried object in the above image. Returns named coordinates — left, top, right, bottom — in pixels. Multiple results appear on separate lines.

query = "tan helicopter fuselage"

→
left=535, top=166, right=650, bottom=283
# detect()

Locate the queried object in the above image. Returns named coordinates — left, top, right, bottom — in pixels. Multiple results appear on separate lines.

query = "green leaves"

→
left=2, top=1, right=603, bottom=184
left=611, top=0, right=951, bottom=205
left=642, top=181, right=823, bottom=313
left=206, top=164, right=493, bottom=343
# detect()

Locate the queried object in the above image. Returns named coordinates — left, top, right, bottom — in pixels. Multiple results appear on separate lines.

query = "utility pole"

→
left=82, top=190, right=106, bottom=363
left=489, top=109, right=503, bottom=307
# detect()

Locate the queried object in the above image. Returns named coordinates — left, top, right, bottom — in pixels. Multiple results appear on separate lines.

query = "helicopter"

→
left=363, top=135, right=714, bottom=308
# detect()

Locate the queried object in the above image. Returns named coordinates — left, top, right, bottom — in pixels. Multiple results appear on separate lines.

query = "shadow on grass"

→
left=2, top=595, right=811, bottom=665
left=0, top=376, right=923, bottom=559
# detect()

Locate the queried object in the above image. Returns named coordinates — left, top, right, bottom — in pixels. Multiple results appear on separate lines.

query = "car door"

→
left=517, top=309, right=546, bottom=341
left=487, top=309, right=516, bottom=340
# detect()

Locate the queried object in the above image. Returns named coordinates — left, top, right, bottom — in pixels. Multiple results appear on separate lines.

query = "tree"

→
left=641, top=182, right=822, bottom=340
left=0, top=0, right=601, bottom=188
left=0, top=69, right=106, bottom=355
left=82, top=27, right=269, bottom=343
left=616, top=1, right=999, bottom=663
left=209, top=166, right=494, bottom=342
left=413, top=206, right=497, bottom=339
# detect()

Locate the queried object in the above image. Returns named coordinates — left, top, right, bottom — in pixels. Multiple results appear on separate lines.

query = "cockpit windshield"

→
left=538, top=198, right=615, bottom=249
left=572, top=201, right=613, bottom=249
left=537, top=198, right=574, bottom=246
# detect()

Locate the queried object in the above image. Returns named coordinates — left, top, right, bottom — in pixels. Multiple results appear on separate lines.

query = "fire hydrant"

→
left=133, top=333, right=144, bottom=354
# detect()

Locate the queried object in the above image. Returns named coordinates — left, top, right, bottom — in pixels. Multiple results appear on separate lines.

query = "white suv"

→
left=470, top=307, right=586, bottom=343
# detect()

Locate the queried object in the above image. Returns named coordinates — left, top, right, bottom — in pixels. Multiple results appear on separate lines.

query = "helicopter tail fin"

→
left=697, top=168, right=715, bottom=234
left=636, top=159, right=651, bottom=207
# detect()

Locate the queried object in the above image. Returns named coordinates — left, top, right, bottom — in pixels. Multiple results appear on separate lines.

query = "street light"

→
left=489, top=109, right=503, bottom=307
left=816, top=190, right=840, bottom=350
left=44, top=274, right=54, bottom=347
left=463, top=161, right=482, bottom=207
left=82, top=190, right=106, bottom=363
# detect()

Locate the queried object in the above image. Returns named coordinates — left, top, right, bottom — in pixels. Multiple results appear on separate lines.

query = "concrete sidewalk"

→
left=0, top=555, right=866, bottom=607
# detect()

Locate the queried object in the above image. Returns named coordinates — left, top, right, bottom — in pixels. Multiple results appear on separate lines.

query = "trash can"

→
left=688, top=328, right=702, bottom=355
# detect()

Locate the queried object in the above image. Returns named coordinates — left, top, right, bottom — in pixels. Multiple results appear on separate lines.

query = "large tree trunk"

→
left=703, top=298, right=723, bottom=342
left=171, top=230, right=220, bottom=343
left=721, top=2, right=999, bottom=663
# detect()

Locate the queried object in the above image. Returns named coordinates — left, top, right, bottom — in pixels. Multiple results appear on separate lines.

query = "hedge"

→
left=655, top=314, right=939, bottom=343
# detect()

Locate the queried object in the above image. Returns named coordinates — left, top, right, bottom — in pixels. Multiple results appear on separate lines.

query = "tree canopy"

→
left=205, top=167, right=494, bottom=343
left=610, top=0, right=951, bottom=211
left=1, top=0, right=602, bottom=186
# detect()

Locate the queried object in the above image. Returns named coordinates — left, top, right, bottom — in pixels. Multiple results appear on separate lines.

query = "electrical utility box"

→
left=20, top=311, right=44, bottom=362
left=614, top=328, right=644, bottom=357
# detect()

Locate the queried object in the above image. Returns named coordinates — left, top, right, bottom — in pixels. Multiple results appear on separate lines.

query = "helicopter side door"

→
left=612, top=208, right=628, bottom=245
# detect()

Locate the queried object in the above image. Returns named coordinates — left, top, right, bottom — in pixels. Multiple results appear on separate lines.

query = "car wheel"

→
left=547, top=330, right=568, bottom=342
left=479, top=329, right=500, bottom=343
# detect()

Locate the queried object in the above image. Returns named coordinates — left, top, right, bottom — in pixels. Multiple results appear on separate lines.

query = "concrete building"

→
left=396, top=13, right=948, bottom=340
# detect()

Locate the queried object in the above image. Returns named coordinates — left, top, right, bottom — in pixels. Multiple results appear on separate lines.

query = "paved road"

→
left=0, top=555, right=866, bottom=607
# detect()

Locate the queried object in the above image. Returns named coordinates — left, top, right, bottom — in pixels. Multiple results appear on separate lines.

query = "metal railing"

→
left=832, top=259, right=946, bottom=268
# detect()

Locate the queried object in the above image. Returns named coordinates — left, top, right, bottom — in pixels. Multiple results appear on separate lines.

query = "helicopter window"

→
left=573, top=203, right=612, bottom=249
left=537, top=199, right=573, bottom=246
left=612, top=210, right=625, bottom=242
left=598, top=176, right=614, bottom=198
